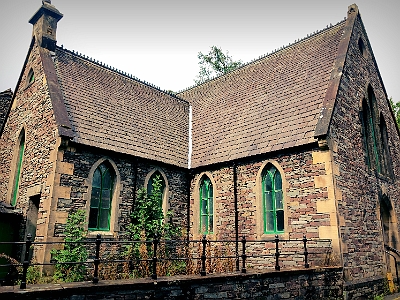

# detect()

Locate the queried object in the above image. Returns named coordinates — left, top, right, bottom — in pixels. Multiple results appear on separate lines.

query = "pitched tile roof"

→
left=179, top=21, right=346, bottom=168
left=0, top=89, right=13, bottom=134
left=53, top=48, right=189, bottom=168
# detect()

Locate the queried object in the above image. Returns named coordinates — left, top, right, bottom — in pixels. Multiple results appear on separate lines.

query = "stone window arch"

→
left=26, top=68, right=35, bottom=86
left=379, top=114, right=393, bottom=177
left=192, top=172, right=216, bottom=236
left=9, top=128, right=26, bottom=206
left=145, top=169, right=169, bottom=216
left=361, top=85, right=388, bottom=174
left=256, top=161, right=288, bottom=238
left=262, top=163, right=284, bottom=234
left=199, top=175, right=214, bottom=235
left=86, top=158, right=121, bottom=234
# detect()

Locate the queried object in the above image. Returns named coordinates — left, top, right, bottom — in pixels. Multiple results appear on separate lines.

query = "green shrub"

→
left=51, top=210, right=88, bottom=282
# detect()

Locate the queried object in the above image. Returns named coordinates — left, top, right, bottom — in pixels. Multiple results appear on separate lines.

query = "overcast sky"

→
left=0, top=0, right=399, bottom=101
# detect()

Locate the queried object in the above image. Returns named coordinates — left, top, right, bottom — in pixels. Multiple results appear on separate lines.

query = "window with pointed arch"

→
left=262, top=164, right=284, bottom=234
left=147, top=171, right=166, bottom=210
left=11, top=130, right=25, bottom=206
left=199, top=175, right=213, bottom=234
left=361, top=85, right=392, bottom=175
left=379, top=114, right=392, bottom=176
left=88, top=162, right=115, bottom=231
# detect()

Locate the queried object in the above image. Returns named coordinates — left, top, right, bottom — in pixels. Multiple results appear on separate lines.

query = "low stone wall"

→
left=1, top=267, right=344, bottom=300
left=343, top=275, right=387, bottom=299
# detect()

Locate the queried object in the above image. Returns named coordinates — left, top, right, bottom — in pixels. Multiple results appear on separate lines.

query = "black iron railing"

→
left=0, top=234, right=332, bottom=289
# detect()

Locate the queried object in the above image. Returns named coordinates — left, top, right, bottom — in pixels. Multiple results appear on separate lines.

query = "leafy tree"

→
left=389, top=97, right=400, bottom=129
left=51, top=210, right=88, bottom=282
left=195, top=46, right=243, bottom=85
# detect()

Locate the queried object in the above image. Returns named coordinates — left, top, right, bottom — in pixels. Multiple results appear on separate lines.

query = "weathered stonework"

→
left=189, top=147, right=337, bottom=269
left=54, top=142, right=188, bottom=239
left=328, top=11, right=400, bottom=285
left=0, top=267, right=345, bottom=300
left=0, top=42, right=60, bottom=263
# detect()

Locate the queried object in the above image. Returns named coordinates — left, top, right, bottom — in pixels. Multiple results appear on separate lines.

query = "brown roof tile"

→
left=54, top=48, right=189, bottom=168
left=179, top=22, right=345, bottom=168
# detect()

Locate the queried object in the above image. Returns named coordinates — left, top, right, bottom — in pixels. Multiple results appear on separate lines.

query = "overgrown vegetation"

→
left=51, top=210, right=88, bottom=282
left=124, top=174, right=183, bottom=278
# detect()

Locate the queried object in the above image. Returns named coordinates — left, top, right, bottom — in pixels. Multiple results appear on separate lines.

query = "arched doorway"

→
left=380, top=195, right=399, bottom=274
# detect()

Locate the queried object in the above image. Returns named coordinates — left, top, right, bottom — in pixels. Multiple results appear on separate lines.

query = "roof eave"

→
left=314, top=4, right=359, bottom=139
left=39, top=47, right=74, bottom=139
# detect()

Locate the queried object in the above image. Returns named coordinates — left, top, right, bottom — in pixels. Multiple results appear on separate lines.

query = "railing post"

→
left=93, top=234, right=101, bottom=284
left=20, top=234, right=32, bottom=289
left=303, top=235, right=309, bottom=268
left=200, top=235, right=207, bottom=276
left=275, top=235, right=280, bottom=271
left=151, top=233, right=159, bottom=280
left=241, top=236, right=247, bottom=274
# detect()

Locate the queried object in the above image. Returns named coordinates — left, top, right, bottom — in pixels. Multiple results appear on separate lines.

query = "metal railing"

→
left=0, top=234, right=332, bottom=289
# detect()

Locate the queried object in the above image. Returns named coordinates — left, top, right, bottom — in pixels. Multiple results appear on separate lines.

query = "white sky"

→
left=0, top=0, right=399, bottom=101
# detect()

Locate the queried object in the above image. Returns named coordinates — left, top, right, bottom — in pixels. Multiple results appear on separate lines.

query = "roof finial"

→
left=42, top=0, right=51, bottom=4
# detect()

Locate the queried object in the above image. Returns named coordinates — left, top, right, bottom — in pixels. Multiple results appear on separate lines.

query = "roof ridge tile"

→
left=178, top=19, right=347, bottom=94
left=55, top=46, right=188, bottom=104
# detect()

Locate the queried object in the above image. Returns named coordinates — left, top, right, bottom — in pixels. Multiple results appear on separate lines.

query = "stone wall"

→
left=0, top=42, right=60, bottom=256
left=0, top=267, right=345, bottom=300
left=52, top=142, right=188, bottom=240
left=189, top=146, right=339, bottom=269
left=328, top=11, right=400, bottom=283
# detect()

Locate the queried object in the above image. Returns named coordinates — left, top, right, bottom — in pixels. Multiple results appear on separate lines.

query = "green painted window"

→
left=11, top=133, right=25, bottom=206
left=27, top=69, right=34, bottom=85
left=362, top=86, right=387, bottom=174
left=199, top=176, right=213, bottom=234
left=147, top=171, right=166, bottom=208
left=262, top=165, right=284, bottom=234
left=89, top=162, right=114, bottom=231
left=380, top=115, right=392, bottom=176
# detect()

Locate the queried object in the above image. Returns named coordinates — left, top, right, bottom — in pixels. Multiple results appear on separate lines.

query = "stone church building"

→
left=1, top=0, right=400, bottom=294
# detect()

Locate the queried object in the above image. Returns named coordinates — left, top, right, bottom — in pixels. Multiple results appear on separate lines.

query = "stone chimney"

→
left=29, top=0, right=63, bottom=51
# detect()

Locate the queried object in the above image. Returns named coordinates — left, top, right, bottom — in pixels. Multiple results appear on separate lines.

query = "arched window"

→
left=88, top=162, right=115, bottom=231
left=11, top=131, right=25, bottom=206
left=362, top=86, right=383, bottom=173
left=361, top=86, right=394, bottom=176
left=199, top=175, right=213, bottom=234
left=26, top=68, right=34, bottom=86
left=379, top=115, right=392, bottom=176
left=262, top=164, right=284, bottom=234
left=362, top=98, right=376, bottom=169
left=147, top=171, right=166, bottom=208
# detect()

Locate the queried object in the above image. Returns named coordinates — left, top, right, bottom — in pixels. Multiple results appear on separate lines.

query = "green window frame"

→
left=362, top=86, right=387, bottom=174
left=89, top=162, right=114, bottom=231
left=262, top=165, right=284, bottom=234
left=147, top=171, right=166, bottom=208
left=11, top=133, right=25, bottom=206
left=199, top=176, right=213, bottom=234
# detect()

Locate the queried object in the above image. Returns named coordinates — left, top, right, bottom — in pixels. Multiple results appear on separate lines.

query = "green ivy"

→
left=125, top=174, right=181, bottom=277
left=127, top=174, right=179, bottom=242
left=51, top=210, right=88, bottom=282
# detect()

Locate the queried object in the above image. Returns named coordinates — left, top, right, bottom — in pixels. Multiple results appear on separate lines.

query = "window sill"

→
left=259, top=232, right=288, bottom=241
left=87, top=231, right=116, bottom=239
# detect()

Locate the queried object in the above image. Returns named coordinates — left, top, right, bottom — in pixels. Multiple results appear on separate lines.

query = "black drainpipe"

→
left=131, top=157, right=139, bottom=213
left=233, top=161, right=239, bottom=271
